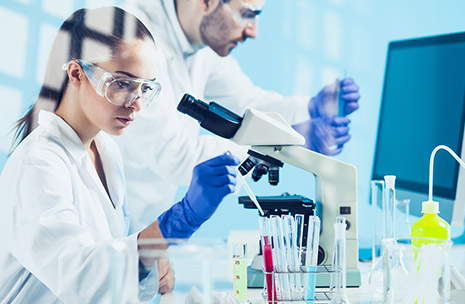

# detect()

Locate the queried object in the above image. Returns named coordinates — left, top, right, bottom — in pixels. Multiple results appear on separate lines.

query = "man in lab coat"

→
left=118, top=0, right=361, bottom=232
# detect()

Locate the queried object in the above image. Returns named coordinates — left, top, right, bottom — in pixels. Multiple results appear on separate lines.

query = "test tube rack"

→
left=262, top=265, right=340, bottom=304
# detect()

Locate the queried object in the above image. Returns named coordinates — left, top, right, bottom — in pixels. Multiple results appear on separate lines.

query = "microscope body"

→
left=177, top=94, right=361, bottom=286
left=232, top=108, right=360, bottom=286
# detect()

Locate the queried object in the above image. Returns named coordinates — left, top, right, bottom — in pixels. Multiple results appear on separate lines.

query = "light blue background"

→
left=1, top=0, right=465, bottom=251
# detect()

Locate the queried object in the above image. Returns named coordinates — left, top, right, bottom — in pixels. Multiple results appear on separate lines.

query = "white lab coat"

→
left=0, top=111, right=158, bottom=303
left=117, top=0, right=311, bottom=232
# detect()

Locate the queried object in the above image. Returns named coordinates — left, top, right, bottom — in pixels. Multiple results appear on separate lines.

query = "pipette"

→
left=237, top=173, right=264, bottom=216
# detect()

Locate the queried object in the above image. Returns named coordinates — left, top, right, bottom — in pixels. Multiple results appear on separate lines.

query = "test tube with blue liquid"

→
left=304, top=215, right=320, bottom=300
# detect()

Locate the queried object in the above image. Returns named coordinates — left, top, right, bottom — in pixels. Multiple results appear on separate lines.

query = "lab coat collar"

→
left=37, top=110, right=88, bottom=165
left=162, top=0, right=204, bottom=56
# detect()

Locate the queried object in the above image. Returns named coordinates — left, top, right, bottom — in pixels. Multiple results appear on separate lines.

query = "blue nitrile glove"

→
left=158, top=152, right=240, bottom=239
left=292, top=116, right=351, bottom=156
left=308, top=78, right=360, bottom=120
left=293, top=78, right=359, bottom=155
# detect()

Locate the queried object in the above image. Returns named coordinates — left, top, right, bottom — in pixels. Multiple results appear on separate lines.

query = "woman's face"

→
left=80, top=39, right=158, bottom=136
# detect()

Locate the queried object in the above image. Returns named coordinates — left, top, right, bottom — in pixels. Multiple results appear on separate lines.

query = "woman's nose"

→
left=126, top=95, right=142, bottom=112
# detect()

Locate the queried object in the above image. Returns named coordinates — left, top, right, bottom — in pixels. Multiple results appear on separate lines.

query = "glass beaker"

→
left=137, top=238, right=227, bottom=304
left=382, top=238, right=452, bottom=304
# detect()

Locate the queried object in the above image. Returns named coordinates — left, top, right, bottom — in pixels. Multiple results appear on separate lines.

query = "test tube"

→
left=282, top=215, right=302, bottom=299
left=232, top=243, right=247, bottom=303
left=258, top=217, right=277, bottom=301
left=384, top=175, right=396, bottom=239
left=330, top=217, right=350, bottom=304
left=270, top=215, right=291, bottom=300
left=295, top=214, right=305, bottom=266
left=304, top=215, right=320, bottom=300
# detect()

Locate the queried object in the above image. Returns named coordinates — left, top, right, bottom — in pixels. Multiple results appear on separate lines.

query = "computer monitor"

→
left=372, top=32, right=465, bottom=227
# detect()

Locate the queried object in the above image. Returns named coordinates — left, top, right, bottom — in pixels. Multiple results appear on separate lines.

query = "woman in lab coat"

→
left=0, top=6, right=239, bottom=303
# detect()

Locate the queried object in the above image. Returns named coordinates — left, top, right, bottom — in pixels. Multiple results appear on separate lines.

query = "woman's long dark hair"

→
left=12, top=6, right=154, bottom=149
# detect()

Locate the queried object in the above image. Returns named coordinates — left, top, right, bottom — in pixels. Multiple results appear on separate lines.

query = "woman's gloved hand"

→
left=157, top=152, right=240, bottom=239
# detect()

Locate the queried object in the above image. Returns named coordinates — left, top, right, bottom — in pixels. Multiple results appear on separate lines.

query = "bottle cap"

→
left=421, top=200, right=439, bottom=214
left=384, top=175, right=396, bottom=189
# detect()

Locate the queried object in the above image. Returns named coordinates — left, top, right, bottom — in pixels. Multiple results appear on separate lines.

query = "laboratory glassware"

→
left=382, top=238, right=451, bottom=304
left=270, top=215, right=291, bottom=300
left=384, top=175, right=396, bottom=239
left=258, top=217, right=277, bottom=301
left=295, top=214, right=305, bottom=266
left=237, top=173, right=264, bottom=216
left=232, top=243, right=247, bottom=303
left=370, top=180, right=385, bottom=263
left=137, top=238, right=225, bottom=304
left=330, top=217, right=350, bottom=304
left=368, top=180, right=385, bottom=300
left=304, top=215, right=320, bottom=300
left=282, top=215, right=302, bottom=298
left=395, top=198, right=411, bottom=239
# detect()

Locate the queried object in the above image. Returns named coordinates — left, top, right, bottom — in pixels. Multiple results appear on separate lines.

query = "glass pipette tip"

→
left=237, top=173, right=265, bottom=216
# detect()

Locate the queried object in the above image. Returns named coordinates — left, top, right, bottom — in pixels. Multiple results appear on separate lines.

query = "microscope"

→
left=177, top=94, right=361, bottom=287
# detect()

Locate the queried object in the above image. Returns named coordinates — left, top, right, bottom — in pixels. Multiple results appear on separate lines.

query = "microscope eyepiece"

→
left=177, top=94, right=243, bottom=139
left=177, top=94, right=209, bottom=122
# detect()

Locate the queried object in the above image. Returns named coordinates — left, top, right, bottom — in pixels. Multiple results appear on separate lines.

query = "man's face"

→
left=199, top=0, right=264, bottom=57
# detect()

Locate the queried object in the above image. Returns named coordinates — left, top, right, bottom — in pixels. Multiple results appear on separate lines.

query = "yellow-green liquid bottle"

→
left=411, top=200, right=450, bottom=246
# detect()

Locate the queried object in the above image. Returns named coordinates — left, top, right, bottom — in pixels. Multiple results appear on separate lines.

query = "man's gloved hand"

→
left=293, top=116, right=351, bottom=156
left=293, top=78, right=360, bottom=155
left=308, top=78, right=360, bottom=120
left=158, top=152, right=240, bottom=239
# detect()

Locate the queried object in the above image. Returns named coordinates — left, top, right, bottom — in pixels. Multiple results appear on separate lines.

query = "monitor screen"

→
left=372, top=32, right=465, bottom=220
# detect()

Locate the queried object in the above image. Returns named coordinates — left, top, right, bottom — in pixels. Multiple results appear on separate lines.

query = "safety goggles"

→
left=220, top=0, right=263, bottom=29
left=62, top=59, right=162, bottom=109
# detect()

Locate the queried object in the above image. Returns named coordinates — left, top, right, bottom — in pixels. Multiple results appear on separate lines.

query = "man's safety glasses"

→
left=220, top=0, right=263, bottom=29
left=62, top=59, right=162, bottom=109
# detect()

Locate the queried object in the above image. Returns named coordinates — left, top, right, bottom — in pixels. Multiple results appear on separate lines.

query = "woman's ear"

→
left=66, top=61, right=84, bottom=87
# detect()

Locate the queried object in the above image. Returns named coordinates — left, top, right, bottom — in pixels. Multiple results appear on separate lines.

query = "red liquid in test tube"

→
left=262, top=237, right=277, bottom=301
